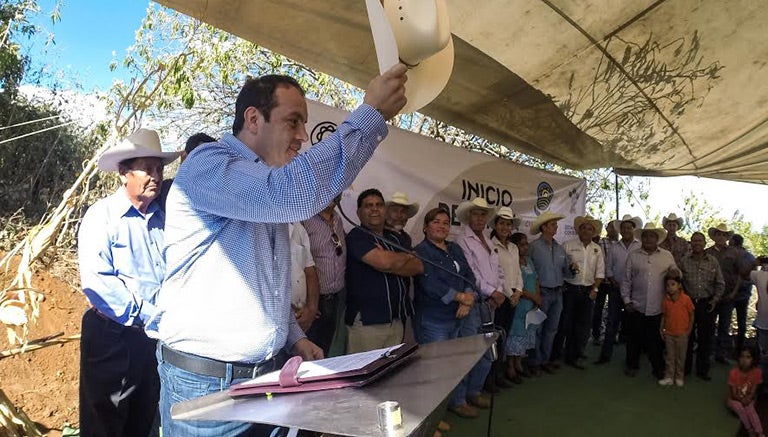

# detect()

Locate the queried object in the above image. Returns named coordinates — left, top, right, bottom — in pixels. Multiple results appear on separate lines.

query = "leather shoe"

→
left=541, top=363, right=557, bottom=374
left=566, top=361, right=586, bottom=370
left=496, top=376, right=515, bottom=389
left=697, top=373, right=712, bottom=381
left=546, top=361, right=562, bottom=369
left=594, top=357, right=610, bottom=365
left=624, top=367, right=638, bottom=377
left=467, top=394, right=491, bottom=409
left=507, top=373, right=524, bottom=384
left=448, top=403, right=478, bottom=419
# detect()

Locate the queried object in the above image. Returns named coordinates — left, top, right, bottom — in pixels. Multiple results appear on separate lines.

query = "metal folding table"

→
left=171, top=333, right=495, bottom=436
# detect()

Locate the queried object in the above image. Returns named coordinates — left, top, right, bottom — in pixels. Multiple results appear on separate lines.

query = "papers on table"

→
left=239, top=344, right=405, bottom=386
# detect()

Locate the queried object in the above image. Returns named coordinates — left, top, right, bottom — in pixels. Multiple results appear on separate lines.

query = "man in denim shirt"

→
left=528, top=211, right=571, bottom=374
left=78, top=128, right=179, bottom=436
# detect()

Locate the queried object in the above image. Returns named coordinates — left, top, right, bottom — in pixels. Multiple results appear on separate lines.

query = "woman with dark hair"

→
left=505, top=232, right=542, bottom=382
left=489, top=207, right=524, bottom=386
left=413, top=207, right=487, bottom=420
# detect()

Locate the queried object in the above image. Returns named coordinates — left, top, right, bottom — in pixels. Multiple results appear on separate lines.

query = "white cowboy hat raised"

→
left=365, top=0, right=454, bottom=114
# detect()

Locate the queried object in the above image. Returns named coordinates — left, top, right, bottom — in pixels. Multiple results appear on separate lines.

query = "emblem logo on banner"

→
left=534, top=181, right=553, bottom=215
left=311, top=121, right=337, bottom=145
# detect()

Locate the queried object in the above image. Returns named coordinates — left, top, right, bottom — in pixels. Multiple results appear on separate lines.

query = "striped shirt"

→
left=457, top=225, right=505, bottom=297
left=149, top=104, right=387, bottom=363
left=302, top=212, right=346, bottom=295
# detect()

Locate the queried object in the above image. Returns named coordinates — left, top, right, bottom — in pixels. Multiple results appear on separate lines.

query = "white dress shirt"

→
left=621, top=247, right=678, bottom=316
left=563, top=238, right=605, bottom=287
left=289, top=223, right=315, bottom=308
left=492, top=236, right=523, bottom=296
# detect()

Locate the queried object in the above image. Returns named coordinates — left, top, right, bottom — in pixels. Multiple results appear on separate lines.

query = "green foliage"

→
left=0, top=0, right=114, bottom=249
left=0, top=0, right=39, bottom=97
left=105, top=5, right=359, bottom=139
left=679, top=191, right=768, bottom=255
left=0, top=90, right=114, bottom=236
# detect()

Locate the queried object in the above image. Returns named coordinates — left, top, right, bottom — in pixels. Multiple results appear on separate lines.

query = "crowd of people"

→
left=75, top=64, right=768, bottom=437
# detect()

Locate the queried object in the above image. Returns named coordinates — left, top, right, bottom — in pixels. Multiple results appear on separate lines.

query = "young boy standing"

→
left=659, top=275, right=694, bottom=386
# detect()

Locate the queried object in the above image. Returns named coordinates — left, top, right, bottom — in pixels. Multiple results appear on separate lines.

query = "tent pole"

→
left=614, top=170, right=620, bottom=220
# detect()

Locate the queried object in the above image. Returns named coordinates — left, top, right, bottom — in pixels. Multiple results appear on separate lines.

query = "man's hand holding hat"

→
left=364, top=63, right=408, bottom=120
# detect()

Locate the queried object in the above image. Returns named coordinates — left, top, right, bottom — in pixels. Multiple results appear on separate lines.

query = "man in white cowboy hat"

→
left=592, top=219, right=620, bottom=345
left=455, top=196, right=501, bottom=408
left=621, top=223, right=678, bottom=379
left=555, top=215, right=604, bottom=369
left=151, top=67, right=409, bottom=436
left=345, top=188, right=422, bottom=354
left=706, top=223, right=743, bottom=364
left=595, top=214, right=642, bottom=364
left=678, top=231, right=724, bottom=380
left=660, top=213, right=690, bottom=264
left=527, top=211, right=570, bottom=374
left=77, top=128, right=179, bottom=436
left=385, top=191, right=420, bottom=248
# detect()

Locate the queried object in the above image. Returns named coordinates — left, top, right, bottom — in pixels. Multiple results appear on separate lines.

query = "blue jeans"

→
left=598, top=285, right=624, bottom=360
left=156, top=345, right=282, bottom=436
left=758, top=329, right=768, bottom=394
left=413, top=306, right=491, bottom=408
left=715, top=300, right=735, bottom=359
left=533, top=287, right=563, bottom=366
left=733, top=298, right=749, bottom=353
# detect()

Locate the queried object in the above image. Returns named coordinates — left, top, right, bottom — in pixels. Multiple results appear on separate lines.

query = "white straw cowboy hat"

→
left=386, top=192, right=420, bottom=218
left=530, top=211, right=565, bottom=235
left=573, top=215, right=603, bottom=238
left=708, top=223, right=735, bottom=240
left=456, top=197, right=496, bottom=225
left=365, top=0, right=454, bottom=114
left=494, top=206, right=521, bottom=228
left=612, top=214, right=643, bottom=233
left=634, top=223, right=667, bottom=244
left=98, top=128, right=180, bottom=172
left=662, top=213, right=685, bottom=229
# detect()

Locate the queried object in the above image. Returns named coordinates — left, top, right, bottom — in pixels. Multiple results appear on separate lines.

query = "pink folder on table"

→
left=229, top=343, right=419, bottom=397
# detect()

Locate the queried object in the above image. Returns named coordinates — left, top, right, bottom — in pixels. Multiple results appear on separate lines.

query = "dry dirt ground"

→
left=1, top=258, right=88, bottom=436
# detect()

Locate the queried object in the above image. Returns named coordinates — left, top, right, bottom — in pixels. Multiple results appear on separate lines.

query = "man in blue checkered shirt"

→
left=149, top=64, right=408, bottom=436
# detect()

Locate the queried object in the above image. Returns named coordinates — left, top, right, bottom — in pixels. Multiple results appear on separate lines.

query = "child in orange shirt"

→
left=659, top=275, right=693, bottom=387
left=728, top=346, right=764, bottom=437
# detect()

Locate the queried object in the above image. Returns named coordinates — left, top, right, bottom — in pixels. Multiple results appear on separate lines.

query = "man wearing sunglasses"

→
left=302, top=195, right=347, bottom=356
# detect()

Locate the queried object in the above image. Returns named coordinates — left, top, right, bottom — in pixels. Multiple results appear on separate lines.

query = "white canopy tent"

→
left=155, top=0, right=768, bottom=184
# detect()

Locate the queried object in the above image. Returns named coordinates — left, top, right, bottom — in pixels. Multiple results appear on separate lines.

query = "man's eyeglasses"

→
left=331, top=232, right=343, bottom=256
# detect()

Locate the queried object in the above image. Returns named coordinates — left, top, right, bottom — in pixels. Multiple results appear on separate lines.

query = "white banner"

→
left=305, top=101, right=586, bottom=243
